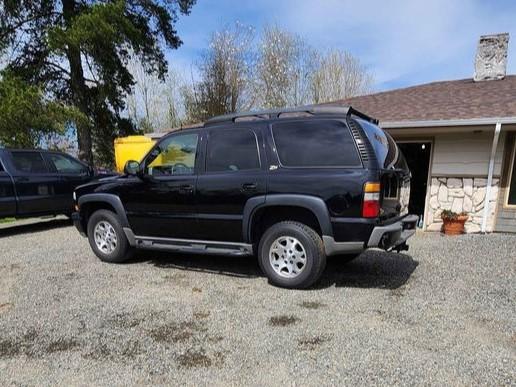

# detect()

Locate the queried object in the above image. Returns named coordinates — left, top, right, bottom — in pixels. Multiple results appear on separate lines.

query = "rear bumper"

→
left=367, top=214, right=418, bottom=250
left=71, top=212, right=86, bottom=236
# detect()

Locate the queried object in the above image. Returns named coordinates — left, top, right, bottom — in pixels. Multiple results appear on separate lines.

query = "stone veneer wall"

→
left=427, top=177, right=499, bottom=233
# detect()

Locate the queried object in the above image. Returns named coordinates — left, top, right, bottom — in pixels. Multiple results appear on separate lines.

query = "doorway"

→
left=397, top=142, right=432, bottom=226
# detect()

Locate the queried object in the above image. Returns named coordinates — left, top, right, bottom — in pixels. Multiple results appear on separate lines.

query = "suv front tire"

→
left=258, top=221, right=327, bottom=289
left=87, top=209, right=133, bottom=263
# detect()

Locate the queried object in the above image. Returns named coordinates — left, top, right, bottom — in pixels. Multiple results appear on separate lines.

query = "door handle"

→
left=242, top=183, right=257, bottom=192
left=179, top=184, right=194, bottom=194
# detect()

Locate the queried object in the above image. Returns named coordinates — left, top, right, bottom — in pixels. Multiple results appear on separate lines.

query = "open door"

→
left=397, top=142, right=432, bottom=226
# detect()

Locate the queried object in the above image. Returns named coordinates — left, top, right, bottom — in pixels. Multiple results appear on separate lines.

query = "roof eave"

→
left=380, top=116, right=516, bottom=129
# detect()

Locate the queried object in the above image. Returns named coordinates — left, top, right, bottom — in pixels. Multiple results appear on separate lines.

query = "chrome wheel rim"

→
left=269, top=236, right=307, bottom=278
left=94, top=221, right=117, bottom=254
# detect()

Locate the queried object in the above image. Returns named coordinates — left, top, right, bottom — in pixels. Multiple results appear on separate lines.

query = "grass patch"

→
left=268, top=315, right=300, bottom=327
left=177, top=349, right=212, bottom=368
left=298, top=335, right=330, bottom=350
left=0, top=218, right=15, bottom=224
left=149, top=320, right=205, bottom=344
left=299, top=301, right=326, bottom=310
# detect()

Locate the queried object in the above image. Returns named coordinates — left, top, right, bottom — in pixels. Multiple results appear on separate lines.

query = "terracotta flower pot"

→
left=442, top=215, right=468, bottom=235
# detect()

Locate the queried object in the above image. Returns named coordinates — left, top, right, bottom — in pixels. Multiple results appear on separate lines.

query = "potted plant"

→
left=441, top=210, right=469, bottom=235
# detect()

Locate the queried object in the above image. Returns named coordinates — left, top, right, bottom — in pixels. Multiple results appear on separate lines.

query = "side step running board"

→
left=131, top=234, right=253, bottom=256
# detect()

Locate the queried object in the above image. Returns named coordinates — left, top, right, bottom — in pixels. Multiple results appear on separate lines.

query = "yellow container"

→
left=114, top=135, right=156, bottom=173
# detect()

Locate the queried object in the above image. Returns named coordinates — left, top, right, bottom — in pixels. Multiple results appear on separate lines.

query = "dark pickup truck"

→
left=0, top=149, right=108, bottom=219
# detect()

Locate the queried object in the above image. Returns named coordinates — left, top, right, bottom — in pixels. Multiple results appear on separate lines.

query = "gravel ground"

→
left=0, top=219, right=515, bottom=386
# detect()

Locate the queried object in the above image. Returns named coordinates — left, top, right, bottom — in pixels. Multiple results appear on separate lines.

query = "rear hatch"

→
left=356, top=119, right=411, bottom=220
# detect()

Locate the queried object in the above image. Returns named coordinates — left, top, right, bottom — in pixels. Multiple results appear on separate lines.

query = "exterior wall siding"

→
left=431, top=132, right=505, bottom=177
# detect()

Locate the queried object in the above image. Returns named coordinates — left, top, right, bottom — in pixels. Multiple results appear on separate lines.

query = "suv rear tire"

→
left=258, top=221, right=326, bottom=289
left=87, top=209, right=133, bottom=263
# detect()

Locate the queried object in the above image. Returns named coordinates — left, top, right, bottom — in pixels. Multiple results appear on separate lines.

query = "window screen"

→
left=206, top=129, right=260, bottom=172
left=272, top=120, right=361, bottom=167
left=11, top=152, right=48, bottom=173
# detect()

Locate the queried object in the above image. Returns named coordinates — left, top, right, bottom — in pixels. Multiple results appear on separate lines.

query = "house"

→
left=328, top=33, right=516, bottom=233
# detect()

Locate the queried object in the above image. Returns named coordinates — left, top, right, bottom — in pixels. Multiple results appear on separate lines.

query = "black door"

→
left=43, top=152, right=91, bottom=213
left=0, top=159, right=16, bottom=217
left=120, top=131, right=201, bottom=239
left=8, top=151, right=61, bottom=216
left=196, top=127, right=267, bottom=242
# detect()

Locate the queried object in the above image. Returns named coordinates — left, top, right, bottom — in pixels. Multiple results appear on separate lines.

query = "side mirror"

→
left=124, top=160, right=140, bottom=176
left=87, top=165, right=95, bottom=177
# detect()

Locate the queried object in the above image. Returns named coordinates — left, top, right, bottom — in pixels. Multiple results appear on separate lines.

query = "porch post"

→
left=481, top=122, right=502, bottom=233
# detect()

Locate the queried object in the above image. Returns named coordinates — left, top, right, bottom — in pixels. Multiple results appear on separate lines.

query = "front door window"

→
left=144, top=133, right=199, bottom=177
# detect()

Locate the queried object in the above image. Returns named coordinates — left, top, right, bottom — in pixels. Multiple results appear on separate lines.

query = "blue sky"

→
left=169, top=0, right=516, bottom=92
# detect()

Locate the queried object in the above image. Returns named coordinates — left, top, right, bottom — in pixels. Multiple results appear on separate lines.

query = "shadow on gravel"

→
left=130, top=250, right=263, bottom=279
left=319, top=250, right=419, bottom=290
left=0, top=218, right=71, bottom=238
left=129, top=249, right=418, bottom=290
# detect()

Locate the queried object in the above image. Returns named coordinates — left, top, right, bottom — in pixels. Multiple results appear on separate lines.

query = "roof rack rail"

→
left=205, top=105, right=378, bottom=125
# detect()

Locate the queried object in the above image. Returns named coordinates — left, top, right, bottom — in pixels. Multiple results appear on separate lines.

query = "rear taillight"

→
left=363, top=182, right=380, bottom=218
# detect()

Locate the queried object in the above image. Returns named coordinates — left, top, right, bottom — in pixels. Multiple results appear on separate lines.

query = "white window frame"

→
left=504, top=140, right=516, bottom=208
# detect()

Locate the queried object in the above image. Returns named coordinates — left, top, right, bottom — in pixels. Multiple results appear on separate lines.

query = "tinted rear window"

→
left=11, top=151, right=49, bottom=173
left=272, top=120, right=361, bottom=167
left=206, top=129, right=260, bottom=172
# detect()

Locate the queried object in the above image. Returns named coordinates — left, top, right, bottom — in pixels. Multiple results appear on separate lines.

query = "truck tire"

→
left=258, top=221, right=326, bottom=289
left=87, top=209, right=133, bottom=263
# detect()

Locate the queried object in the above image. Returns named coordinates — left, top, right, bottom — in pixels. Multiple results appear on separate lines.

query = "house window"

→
left=507, top=142, right=516, bottom=206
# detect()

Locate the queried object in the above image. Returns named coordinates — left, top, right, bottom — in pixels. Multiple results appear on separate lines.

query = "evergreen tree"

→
left=0, top=0, right=195, bottom=164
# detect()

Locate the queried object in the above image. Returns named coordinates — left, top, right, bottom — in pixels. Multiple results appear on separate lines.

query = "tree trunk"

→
left=62, top=0, right=93, bottom=165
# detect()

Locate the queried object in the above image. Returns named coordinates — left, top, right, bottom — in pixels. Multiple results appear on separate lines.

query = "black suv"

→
left=72, top=106, right=417, bottom=288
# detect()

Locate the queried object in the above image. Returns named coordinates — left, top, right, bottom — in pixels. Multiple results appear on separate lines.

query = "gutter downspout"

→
left=481, top=122, right=502, bottom=233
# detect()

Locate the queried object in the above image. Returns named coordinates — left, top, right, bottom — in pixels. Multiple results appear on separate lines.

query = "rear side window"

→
left=206, top=129, right=260, bottom=172
left=11, top=151, right=48, bottom=173
left=272, top=120, right=361, bottom=167
left=45, top=153, right=87, bottom=174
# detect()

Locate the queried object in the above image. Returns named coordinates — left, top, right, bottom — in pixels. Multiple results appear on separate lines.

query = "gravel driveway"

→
left=0, top=219, right=514, bottom=386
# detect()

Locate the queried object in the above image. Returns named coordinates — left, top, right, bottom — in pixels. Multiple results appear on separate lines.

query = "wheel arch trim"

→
left=243, top=194, right=333, bottom=243
left=78, top=193, right=130, bottom=228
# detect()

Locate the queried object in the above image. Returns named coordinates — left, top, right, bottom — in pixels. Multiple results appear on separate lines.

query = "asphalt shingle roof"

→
left=325, top=75, right=516, bottom=123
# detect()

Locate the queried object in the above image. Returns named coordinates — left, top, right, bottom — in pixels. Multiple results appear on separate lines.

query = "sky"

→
left=169, top=0, right=516, bottom=92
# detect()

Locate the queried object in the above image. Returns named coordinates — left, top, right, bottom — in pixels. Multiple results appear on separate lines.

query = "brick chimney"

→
left=474, top=33, right=509, bottom=81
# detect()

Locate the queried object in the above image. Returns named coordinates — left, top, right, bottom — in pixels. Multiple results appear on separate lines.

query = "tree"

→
left=0, top=0, right=195, bottom=164
left=0, top=72, right=81, bottom=148
left=126, top=56, right=185, bottom=132
left=183, top=23, right=254, bottom=122
left=255, top=25, right=316, bottom=109
left=310, top=50, right=373, bottom=104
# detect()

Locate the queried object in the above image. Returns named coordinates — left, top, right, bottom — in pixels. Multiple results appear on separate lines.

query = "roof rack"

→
left=204, top=105, right=378, bottom=125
